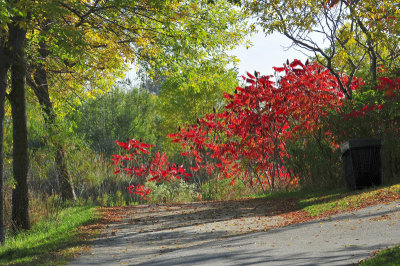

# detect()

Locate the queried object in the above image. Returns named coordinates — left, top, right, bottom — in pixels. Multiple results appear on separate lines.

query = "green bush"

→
left=285, top=136, right=344, bottom=189
left=145, top=179, right=197, bottom=204
left=201, top=177, right=250, bottom=201
left=95, top=190, right=135, bottom=206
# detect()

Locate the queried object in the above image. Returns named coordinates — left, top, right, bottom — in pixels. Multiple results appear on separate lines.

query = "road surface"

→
left=69, top=200, right=400, bottom=265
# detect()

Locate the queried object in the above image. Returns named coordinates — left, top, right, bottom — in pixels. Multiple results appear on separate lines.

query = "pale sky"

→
left=231, top=30, right=311, bottom=77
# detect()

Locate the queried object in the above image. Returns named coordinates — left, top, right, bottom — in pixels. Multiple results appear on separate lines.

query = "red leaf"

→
left=139, top=143, right=153, bottom=149
left=123, top=168, right=132, bottom=175
left=178, top=167, right=185, bottom=174
left=247, top=72, right=255, bottom=79
left=289, top=59, right=305, bottom=69
left=272, top=66, right=285, bottom=72
left=140, top=148, right=149, bottom=154
left=184, top=172, right=193, bottom=177
left=190, top=164, right=200, bottom=172
left=167, top=133, right=179, bottom=139
left=246, top=78, right=256, bottom=85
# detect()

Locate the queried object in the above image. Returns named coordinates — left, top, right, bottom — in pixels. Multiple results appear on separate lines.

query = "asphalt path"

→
left=69, top=200, right=400, bottom=265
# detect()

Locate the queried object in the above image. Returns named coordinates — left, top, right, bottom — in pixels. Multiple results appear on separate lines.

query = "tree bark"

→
left=29, top=37, right=76, bottom=201
left=0, top=37, right=9, bottom=244
left=8, top=21, right=30, bottom=232
left=55, top=147, right=76, bottom=200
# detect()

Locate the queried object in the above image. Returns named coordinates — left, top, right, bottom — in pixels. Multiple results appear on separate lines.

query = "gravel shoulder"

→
left=69, top=198, right=400, bottom=265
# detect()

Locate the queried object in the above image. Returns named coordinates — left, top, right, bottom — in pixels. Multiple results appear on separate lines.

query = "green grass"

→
left=360, top=245, right=400, bottom=265
left=299, top=184, right=400, bottom=216
left=0, top=205, right=98, bottom=265
left=249, top=186, right=348, bottom=201
left=252, top=183, right=400, bottom=217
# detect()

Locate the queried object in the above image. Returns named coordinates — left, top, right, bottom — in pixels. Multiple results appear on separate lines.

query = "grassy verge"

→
left=359, top=245, right=400, bottom=265
left=255, top=183, right=400, bottom=217
left=0, top=205, right=98, bottom=265
left=297, top=184, right=400, bottom=217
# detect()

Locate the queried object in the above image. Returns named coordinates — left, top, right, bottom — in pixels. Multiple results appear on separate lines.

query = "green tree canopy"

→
left=73, top=85, right=159, bottom=157
left=245, top=0, right=400, bottom=98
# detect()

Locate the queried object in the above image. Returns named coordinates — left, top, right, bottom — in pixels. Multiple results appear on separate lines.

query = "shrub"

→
left=285, top=135, right=344, bottom=189
left=145, top=179, right=197, bottom=204
left=168, top=62, right=345, bottom=192
left=201, top=177, right=251, bottom=201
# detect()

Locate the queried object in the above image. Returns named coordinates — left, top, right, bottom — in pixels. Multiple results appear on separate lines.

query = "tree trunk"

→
left=55, top=145, right=76, bottom=200
left=369, top=50, right=377, bottom=84
left=29, top=38, right=76, bottom=201
left=0, top=37, right=8, bottom=244
left=8, top=22, right=30, bottom=232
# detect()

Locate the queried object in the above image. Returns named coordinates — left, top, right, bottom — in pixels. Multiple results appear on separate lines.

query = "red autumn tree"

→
left=113, top=60, right=361, bottom=197
left=169, top=60, right=348, bottom=191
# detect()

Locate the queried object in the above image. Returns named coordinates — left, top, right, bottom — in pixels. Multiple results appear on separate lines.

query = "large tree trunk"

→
left=29, top=38, right=76, bottom=201
left=0, top=37, right=9, bottom=244
left=8, top=22, right=30, bottom=232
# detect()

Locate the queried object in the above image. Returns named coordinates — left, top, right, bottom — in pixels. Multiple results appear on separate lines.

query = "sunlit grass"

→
left=0, top=205, right=98, bottom=265
left=252, top=183, right=400, bottom=217
left=299, top=184, right=400, bottom=216
left=360, top=244, right=400, bottom=265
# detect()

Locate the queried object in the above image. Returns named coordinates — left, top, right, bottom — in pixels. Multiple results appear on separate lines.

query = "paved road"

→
left=69, top=200, right=400, bottom=265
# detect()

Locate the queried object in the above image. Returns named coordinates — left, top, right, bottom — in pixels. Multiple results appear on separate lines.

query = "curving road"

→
left=69, top=200, right=400, bottom=266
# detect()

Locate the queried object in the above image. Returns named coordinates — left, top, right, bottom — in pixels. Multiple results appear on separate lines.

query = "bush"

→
left=285, top=135, right=344, bottom=189
left=95, top=190, right=133, bottom=206
left=201, top=178, right=251, bottom=201
left=145, top=179, right=197, bottom=204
